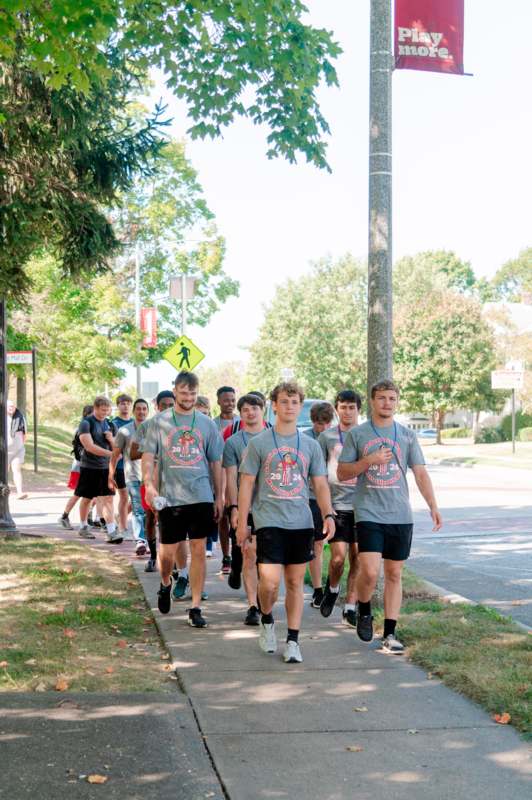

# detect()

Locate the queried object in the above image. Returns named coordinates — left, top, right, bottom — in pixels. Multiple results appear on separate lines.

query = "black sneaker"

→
left=228, top=567, right=241, bottom=590
left=221, top=556, right=232, bottom=575
left=157, top=582, right=172, bottom=614
left=320, top=582, right=339, bottom=618
left=144, top=558, right=157, bottom=573
left=356, top=605, right=374, bottom=642
left=310, top=587, right=324, bottom=608
left=188, top=607, right=207, bottom=628
left=244, top=606, right=260, bottom=626
left=343, top=608, right=357, bottom=628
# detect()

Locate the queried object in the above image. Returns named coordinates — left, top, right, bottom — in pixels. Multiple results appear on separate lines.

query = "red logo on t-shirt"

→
left=264, top=446, right=308, bottom=498
left=165, top=426, right=204, bottom=467
left=363, top=436, right=402, bottom=488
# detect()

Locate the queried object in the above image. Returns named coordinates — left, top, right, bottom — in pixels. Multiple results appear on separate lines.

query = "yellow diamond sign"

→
left=163, top=335, right=205, bottom=372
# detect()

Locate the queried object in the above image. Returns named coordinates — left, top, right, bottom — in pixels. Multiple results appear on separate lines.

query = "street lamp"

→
left=169, top=275, right=199, bottom=335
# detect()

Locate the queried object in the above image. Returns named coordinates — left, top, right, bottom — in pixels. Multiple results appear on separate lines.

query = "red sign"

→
left=140, top=308, right=157, bottom=348
left=394, top=0, right=464, bottom=75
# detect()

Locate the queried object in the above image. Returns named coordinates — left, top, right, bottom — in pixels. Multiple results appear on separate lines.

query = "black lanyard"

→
left=369, top=419, right=397, bottom=455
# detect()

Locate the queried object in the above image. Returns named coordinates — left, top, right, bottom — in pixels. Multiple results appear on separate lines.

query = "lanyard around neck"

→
left=172, top=408, right=196, bottom=435
left=271, top=428, right=300, bottom=470
left=369, top=419, right=397, bottom=455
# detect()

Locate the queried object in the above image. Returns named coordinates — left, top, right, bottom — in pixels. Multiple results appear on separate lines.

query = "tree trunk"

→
left=16, top=374, right=27, bottom=417
left=436, top=408, right=446, bottom=445
left=472, top=410, right=480, bottom=439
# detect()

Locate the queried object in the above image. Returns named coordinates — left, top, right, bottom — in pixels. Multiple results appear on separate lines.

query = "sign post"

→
left=0, top=303, right=17, bottom=535
left=491, top=362, right=525, bottom=455
left=32, top=347, right=38, bottom=472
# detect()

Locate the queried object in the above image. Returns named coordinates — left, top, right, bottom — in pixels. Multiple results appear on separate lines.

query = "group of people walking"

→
left=61, top=371, right=441, bottom=665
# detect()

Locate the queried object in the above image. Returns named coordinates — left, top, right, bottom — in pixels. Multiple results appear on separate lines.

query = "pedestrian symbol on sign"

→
left=163, top=335, right=205, bottom=372
left=178, top=343, right=191, bottom=368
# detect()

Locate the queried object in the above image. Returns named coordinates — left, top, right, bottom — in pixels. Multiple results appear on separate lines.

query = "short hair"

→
left=310, top=401, right=335, bottom=424
left=335, top=389, right=362, bottom=410
left=82, top=404, right=94, bottom=418
left=94, top=395, right=111, bottom=408
left=116, top=393, right=133, bottom=404
left=237, top=393, right=265, bottom=412
left=133, top=398, right=148, bottom=410
left=196, top=395, right=210, bottom=408
left=175, top=371, right=199, bottom=389
left=270, top=381, right=305, bottom=403
left=249, top=390, right=266, bottom=402
left=371, top=379, right=400, bottom=399
left=216, top=385, right=235, bottom=397
left=156, top=390, right=174, bottom=407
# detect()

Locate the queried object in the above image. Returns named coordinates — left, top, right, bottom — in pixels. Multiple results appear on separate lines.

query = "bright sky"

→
left=129, top=0, right=532, bottom=392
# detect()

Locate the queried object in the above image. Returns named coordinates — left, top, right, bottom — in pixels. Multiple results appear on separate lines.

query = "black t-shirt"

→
left=78, top=415, right=113, bottom=469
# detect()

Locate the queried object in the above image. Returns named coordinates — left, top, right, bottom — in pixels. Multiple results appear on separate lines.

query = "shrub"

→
left=518, top=427, right=532, bottom=442
left=474, top=426, right=504, bottom=444
left=500, top=411, right=532, bottom=441
left=441, top=427, right=472, bottom=439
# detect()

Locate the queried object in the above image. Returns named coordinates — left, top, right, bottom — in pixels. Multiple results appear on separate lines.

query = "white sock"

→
left=344, top=603, right=356, bottom=612
left=330, top=585, right=340, bottom=593
left=180, top=566, right=189, bottom=579
left=79, top=522, right=88, bottom=529
left=107, top=522, right=116, bottom=535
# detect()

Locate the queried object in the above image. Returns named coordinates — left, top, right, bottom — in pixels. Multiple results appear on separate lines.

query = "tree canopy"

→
left=491, top=248, right=532, bottom=302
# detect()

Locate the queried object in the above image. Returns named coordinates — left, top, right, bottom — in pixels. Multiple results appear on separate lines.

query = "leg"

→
left=383, top=559, right=404, bottom=620
left=309, top=538, right=324, bottom=589
left=10, top=456, right=24, bottom=496
left=78, top=496, right=92, bottom=524
left=159, top=542, right=179, bottom=586
left=176, top=540, right=188, bottom=570
left=328, top=540, right=348, bottom=588
left=100, top=495, right=115, bottom=527
left=258, top=563, right=282, bottom=615
left=63, top=494, right=79, bottom=516
left=189, top=538, right=207, bottom=608
left=242, top=538, right=258, bottom=607
left=284, top=563, right=307, bottom=630
left=345, top=543, right=359, bottom=605
left=117, top=486, right=129, bottom=530
left=355, top=552, right=382, bottom=602
left=127, top=481, right=145, bottom=541
left=219, top=512, right=230, bottom=560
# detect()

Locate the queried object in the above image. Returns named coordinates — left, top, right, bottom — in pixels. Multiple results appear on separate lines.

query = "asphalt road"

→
left=410, top=463, right=532, bottom=627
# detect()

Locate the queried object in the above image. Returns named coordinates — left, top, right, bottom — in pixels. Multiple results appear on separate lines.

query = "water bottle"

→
left=153, top=496, right=168, bottom=511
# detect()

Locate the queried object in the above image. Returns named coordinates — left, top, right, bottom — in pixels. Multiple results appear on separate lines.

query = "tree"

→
left=393, top=250, right=483, bottom=308
left=394, top=293, right=498, bottom=443
left=491, top=248, right=532, bottom=302
left=248, top=255, right=367, bottom=400
left=196, top=361, right=251, bottom=409
left=1, top=2, right=340, bottom=170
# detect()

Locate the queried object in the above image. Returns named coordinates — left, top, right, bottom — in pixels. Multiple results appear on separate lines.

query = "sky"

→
left=127, top=0, right=532, bottom=393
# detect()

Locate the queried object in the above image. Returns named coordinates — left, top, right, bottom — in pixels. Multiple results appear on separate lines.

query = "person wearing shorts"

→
left=303, top=401, right=335, bottom=609
left=75, top=396, right=120, bottom=543
left=7, top=400, right=27, bottom=500
left=59, top=404, right=95, bottom=529
left=112, top=394, right=134, bottom=538
left=142, top=372, right=223, bottom=628
left=213, top=386, right=239, bottom=574
left=237, top=382, right=335, bottom=664
left=319, top=389, right=362, bottom=626
left=338, top=380, right=442, bottom=653
left=223, top=392, right=266, bottom=626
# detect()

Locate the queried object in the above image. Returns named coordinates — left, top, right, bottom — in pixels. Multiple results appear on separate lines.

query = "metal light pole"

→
left=169, top=275, right=199, bottom=337
left=135, top=240, right=142, bottom=395
left=0, top=298, right=17, bottom=535
left=367, top=0, right=393, bottom=397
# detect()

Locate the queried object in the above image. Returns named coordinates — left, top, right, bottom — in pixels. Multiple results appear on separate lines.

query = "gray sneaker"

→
left=59, top=515, right=73, bottom=530
left=259, top=622, right=277, bottom=654
left=380, top=634, right=405, bottom=654
left=106, top=531, right=124, bottom=545
left=283, top=640, right=303, bottom=663
left=78, top=525, right=96, bottom=539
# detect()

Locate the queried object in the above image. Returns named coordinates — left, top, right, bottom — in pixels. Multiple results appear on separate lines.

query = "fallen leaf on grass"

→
left=493, top=712, right=511, bottom=725
left=63, top=567, right=73, bottom=574
left=24, top=659, right=37, bottom=666
left=117, top=640, right=127, bottom=649
left=78, top=604, right=86, bottom=613
left=63, top=628, right=76, bottom=639
left=345, top=745, right=363, bottom=752
left=352, top=706, right=368, bottom=713
left=127, top=581, right=136, bottom=588
left=511, top=600, right=524, bottom=606
left=143, top=617, right=154, bottom=625
left=87, top=774, right=108, bottom=784
left=0, top=661, right=8, bottom=668
left=163, top=664, right=174, bottom=671
left=160, top=654, right=170, bottom=660
left=35, top=682, right=47, bottom=692
left=55, top=678, right=69, bottom=692
left=105, top=667, right=114, bottom=674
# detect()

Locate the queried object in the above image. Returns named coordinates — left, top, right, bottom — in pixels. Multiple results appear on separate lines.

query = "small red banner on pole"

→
left=394, top=0, right=464, bottom=74
left=140, top=307, right=157, bottom=348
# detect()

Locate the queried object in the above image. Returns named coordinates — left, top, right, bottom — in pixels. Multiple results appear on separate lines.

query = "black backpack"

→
left=71, top=416, right=115, bottom=461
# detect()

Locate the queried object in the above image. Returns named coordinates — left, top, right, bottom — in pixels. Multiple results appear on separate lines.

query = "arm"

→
left=142, top=452, right=158, bottom=509
left=210, top=460, right=224, bottom=522
left=337, top=448, right=392, bottom=482
left=236, top=473, right=255, bottom=547
left=79, top=432, right=112, bottom=459
left=225, top=465, right=239, bottom=529
left=412, top=464, right=442, bottom=531
left=130, top=441, right=142, bottom=461
left=108, top=446, right=123, bottom=489
left=311, top=475, right=336, bottom=540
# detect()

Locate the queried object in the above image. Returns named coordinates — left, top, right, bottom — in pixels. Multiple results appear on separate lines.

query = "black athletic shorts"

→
left=356, top=521, right=413, bottom=561
left=309, top=499, right=327, bottom=542
left=114, top=467, right=126, bottom=490
left=329, top=510, right=356, bottom=545
left=256, top=527, right=315, bottom=566
left=158, top=503, right=215, bottom=545
left=75, top=467, right=115, bottom=499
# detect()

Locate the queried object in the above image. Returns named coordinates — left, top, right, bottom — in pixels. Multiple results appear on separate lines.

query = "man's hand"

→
left=145, top=484, right=158, bottom=510
left=108, top=476, right=116, bottom=492
left=365, top=447, right=393, bottom=467
left=236, top=523, right=251, bottom=549
left=431, top=508, right=443, bottom=531
left=322, top=515, right=336, bottom=541
left=104, top=430, right=113, bottom=442
left=230, top=507, right=239, bottom=530
left=214, top=496, right=225, bottom=523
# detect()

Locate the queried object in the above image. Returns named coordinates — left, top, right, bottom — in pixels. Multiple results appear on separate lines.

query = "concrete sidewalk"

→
left=135, top=558, right=531, bottom=800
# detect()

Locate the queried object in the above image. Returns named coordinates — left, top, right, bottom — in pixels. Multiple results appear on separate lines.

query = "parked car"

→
left=417, top=428, right=438, bottom=439
left=265, top=398, right=338, bottom=430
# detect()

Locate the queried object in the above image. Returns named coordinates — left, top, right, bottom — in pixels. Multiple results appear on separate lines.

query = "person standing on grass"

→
left=237, top=382, right=335, bottom=664
left=213, top=385, right=239, bottom=574
left=302, top=401, right=335, bottom=610
left=109, top=399, right=150, bottom=557
left=59, top=404, right=94, bottom=529
left=75, top=396, right=122, bottom=543
left=112, top=394, right=134, bottom=539
left=337, top=379, right=442, bottom=653
left=7, top=399, right=28, bottom=500
left=142, top=371, right=224, bottom=628
left=319, top=390, right=362, bottom=627
left=223, top=392, right=266, bottom=627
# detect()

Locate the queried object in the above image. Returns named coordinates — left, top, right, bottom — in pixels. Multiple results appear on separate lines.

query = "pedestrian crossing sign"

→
left=163, top=335, right=205, bottom=372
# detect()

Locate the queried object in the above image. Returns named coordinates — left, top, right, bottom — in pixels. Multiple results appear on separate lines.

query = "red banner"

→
left=140, top=307, right=157, bottom=348
left=394, top=0, right=464, bottom=75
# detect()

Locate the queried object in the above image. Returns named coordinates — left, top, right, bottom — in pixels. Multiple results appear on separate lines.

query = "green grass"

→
left=311, top=548, right=531, bottom=737
left=19, top=424, right=73, bottom=491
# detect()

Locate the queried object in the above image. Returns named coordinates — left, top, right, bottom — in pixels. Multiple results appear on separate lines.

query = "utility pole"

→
left=367, top=0, right=393, bottom=397
left=135, top=239, right=142, bottom=395
left=0, top=299, right=17, bottom=536
left=181, top=273, right=187, bottom=335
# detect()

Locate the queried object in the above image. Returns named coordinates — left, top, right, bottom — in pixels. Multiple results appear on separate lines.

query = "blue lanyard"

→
left=271, top=428, right=300, bottom=470
left=338, top=425, right=345, bottom=445
left=241, top=430, right=248, bottom=446
left=369, top=419, right=397, bottom=455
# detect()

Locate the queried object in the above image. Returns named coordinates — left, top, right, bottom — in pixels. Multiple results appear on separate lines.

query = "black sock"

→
left=358, top=600, right=371, bottom=616
left=100, top=517, right=106, bottom=526
left=383, top=618, right=397, bottom=638
left=61, top=512, right=69, bottom=519
left=148, top=538, right=157, bottom=560
left=287, top=628, right=299, bottom=643
left=231, top=544, right=243, bottom=574
left=261, top=612, right=274, bottom=625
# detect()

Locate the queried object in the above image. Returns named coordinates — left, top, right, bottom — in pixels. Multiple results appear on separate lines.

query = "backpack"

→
left=71, top=416, right=115, bottom=461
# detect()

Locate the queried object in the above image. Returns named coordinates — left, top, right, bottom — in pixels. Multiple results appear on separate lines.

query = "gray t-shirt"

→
left=338, top=420, right=425, bottom=524
left=223, top=429, right=261, bottom=488
left=213, top=414, right=239, bottom=433
left=239, top=428, right=327, bottom=531
left=114, top=421, right=141, bottom=483
left=318, top=426, right=358, bottom=511
left=79, top=415, right=113, bottom=469
left=302, top=427, right=320, bottom=499
left=131, top=418, right=150, bottom=454
left=143, top=409, right=223, bottom=506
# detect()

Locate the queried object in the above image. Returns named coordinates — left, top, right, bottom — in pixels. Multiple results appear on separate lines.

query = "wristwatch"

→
left=324, top=513, right=335, bottom=521
left=228, top=504, right=238, bottom=511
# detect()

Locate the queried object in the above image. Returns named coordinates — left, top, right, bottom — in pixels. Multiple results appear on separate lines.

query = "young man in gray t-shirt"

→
left=338, top=380, right=442, bottom=653
left=238, top=382, right=335, bottom=665
left=142, top=372, right=224, bottom=628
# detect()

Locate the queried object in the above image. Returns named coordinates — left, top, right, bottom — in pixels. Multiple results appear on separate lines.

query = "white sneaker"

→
left=283, top=640, right=303, bottom=663
left=122, top=529, right=134, bottom=541
left=259, top=622, right=277, bottom=654
left=78, top=525, right=95, bottom=539
left=206, top=550, right=213, bottom=558
left=135, top=539, right=147, bottom=556
left=380, top=634, right=405, bottom=654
